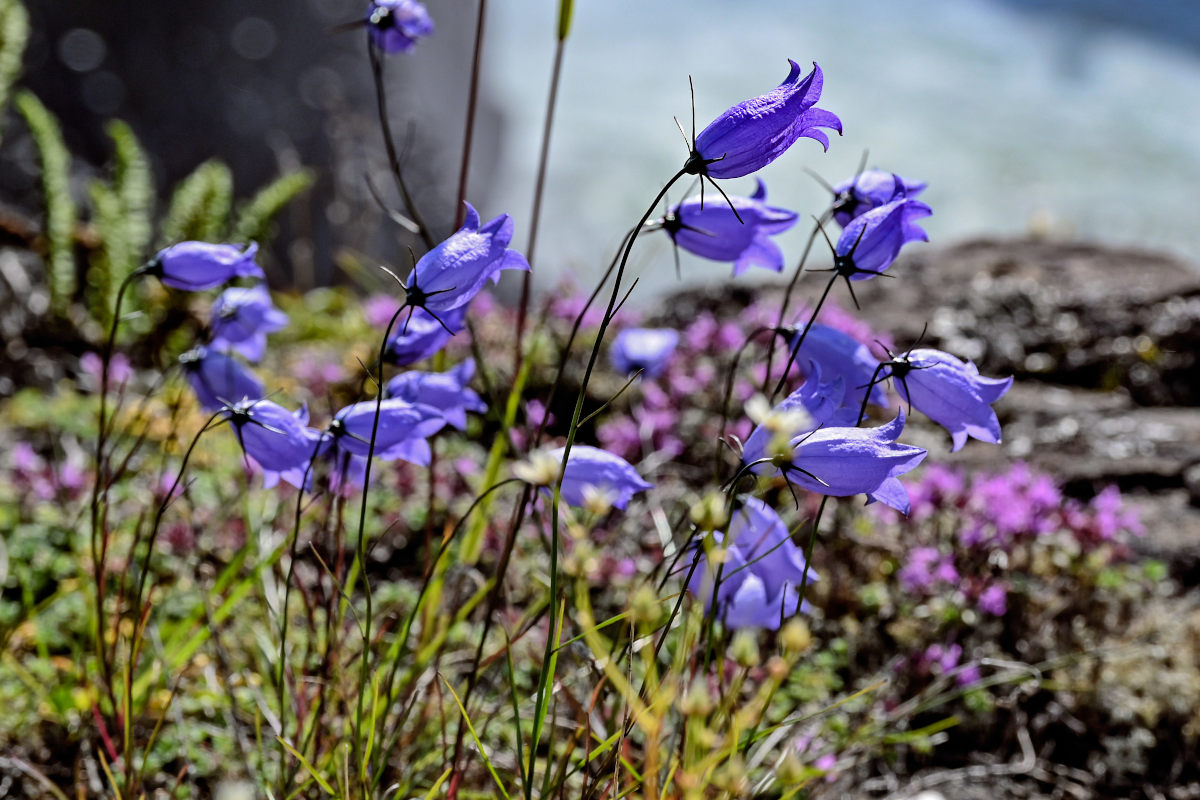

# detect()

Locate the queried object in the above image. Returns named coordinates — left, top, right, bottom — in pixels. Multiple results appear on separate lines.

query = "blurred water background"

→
left=13, top=0, right=1200, bottom=300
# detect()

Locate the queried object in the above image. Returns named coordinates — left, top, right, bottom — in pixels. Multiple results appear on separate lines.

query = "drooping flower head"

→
left=515, top=445, right=652, bottom=511
left=209, top=284, right=289, bottom=362
left=384, top=359, right=486, bottom=430
left=366, top=0, right=434, bottom=53
left=403, top=203, right=529, bottom=320
left=385, top=304, right=467, bottom=366
left=178, top=346, right=263, bottom=412
left=687, top=497, right=816, bottom=630
left=832, top=196, right=931, bottom=282
left=879, top=347, right=1012, bottom=451
left=150, top=242, right=264, bottom=292
left=746, top=404, right=927, bottom=514
left=831, top=170, right=927, bottom=228
left=610, top=328, right=680, bottom=379
left=786, top=324, right=886, bottom=414
left=655, top=179, right=798, bottom=275
left=221, top=399, right=316, bottom=484
left=686, top=60, right=840, bottom=181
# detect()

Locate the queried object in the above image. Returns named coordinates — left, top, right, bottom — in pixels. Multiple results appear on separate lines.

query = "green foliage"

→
left=0, top=0, right=29, bottom=144
left=85, top=180, right=123, bottom=325
left=14, top=90, right=76, bottom=312
left=233, top=168, right=314, bottom=244
left=107, top=119, right=155, bottom=263
left=160, top=159, right=234, bottom=245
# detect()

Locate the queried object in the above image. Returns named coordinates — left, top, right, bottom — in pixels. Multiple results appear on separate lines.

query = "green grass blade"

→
left=441, top=674, right=513, bottom=800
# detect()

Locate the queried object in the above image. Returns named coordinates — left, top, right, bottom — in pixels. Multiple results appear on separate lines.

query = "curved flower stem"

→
left=515, top=34, right=569, bottom=374
left=770, top=272, right=838, bottom=401
left=368, top=41, right=435, bottom=250
left=527, top=168, right=686, bottom=797
left=763, top=216, right=825, bottom=392
left=454, top=0, right=488, bottom=229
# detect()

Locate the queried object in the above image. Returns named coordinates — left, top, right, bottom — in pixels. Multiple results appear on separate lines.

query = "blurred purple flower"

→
left=657, top=179, right=798, bottom=275
left=689, top=60, right=840, bottom=180
left=210, top=284, right=289, bottom=362
left=385, top=359, right=486, bottom=430
left=899, top=546, right=959, bottom=593
left=404, top=203, right=529, bottom=315
left=831, top=170, right=926, bottom=227
left=80, top=351, right=132, bottom=390
left=884, top=348, right=1012, bottom=451
left=152, top=242, right=263, bottom=291
left=610, top=328, right=679, bottom=378
left=179, top=346, right=263, bottom=411
left=366, top=0, right=434, bottom=53
left=977, top=583, right=1007, bottom=616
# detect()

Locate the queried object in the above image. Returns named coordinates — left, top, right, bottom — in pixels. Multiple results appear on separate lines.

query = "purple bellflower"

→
left=328, top=398, right=446, bottom=461
left=209, top=284, right=289, bottom=362
left=222, top=399, right=315, bottom=481
left=747, top=407, right=927, bottom=514
left=385, top=304, right=467, bottom=366
left=687, top=60, right=841, bottom=180
left=151, top=242, right=264, bottom=292
left=403, top=203, right=529, bottom=320
left=179, top=346, right=264, bottom=412
left=879, top=348, right=1013, bottom=451
left=787, top=324, right=886, bottom=413
left=366, top=0, right=434, bottom=53
left=687, top=497, right=816, bottom=630
left=384, top=358, right=487, bottom=430
left=832, top=196, right=931, bottom=283
left=610, top=328, right=680, bottom=379
left=523, top=445, right=652, bottom=511
left=831, top=170, right=927, bottom=228
left=656, top=179, right=799, bottom=276
left=743, top=363, right=848, bottom=467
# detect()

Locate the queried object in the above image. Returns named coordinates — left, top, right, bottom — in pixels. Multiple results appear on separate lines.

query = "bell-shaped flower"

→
left=787, top=324, right=886, bottom=413
left=223, top=399, right=316, bottom=483
left=384, top=358, right=486, bottom=430
left=688, top=60, right=840, bottom=180
left=831, top=170, right=926, bottom=228
left=742, top=365, right=845, bottom=467
left=687, top=497, right=816, bottom=630
left=366, top=0, right=434, bottom=53
left=610, top=328, right=680, bottom=379
left=151, top=242, right=263, bottom=291
left=328, top=398, right=446, bottom=461
left=747, top=408, right=927, bottom=514
left=658, top=179, right=798, bottom=275
left=517, top=445, right=651, bottom=511
left=404, top=203, right=529, bottom=315
left=179, top=346, right=263, bottom=411
left=834, top=196, right=931, bottom=281
left=209, top=284, right=289, bottom=362
left=884, top=348, right=1012, bottom=451
left=385, top=304, right=467, bottom=366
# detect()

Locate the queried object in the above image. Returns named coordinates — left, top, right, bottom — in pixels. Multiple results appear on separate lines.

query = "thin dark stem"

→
left=455, top=0, right=488, bottom=229
left=532, top=227, right=636, bottom=450
left=368, top=41, right=436, bottom=249
left=351, top=304, right=408, bottom=790
left=764, top=217, right=825, bottom=392
left=771, top=273, right=838, bottom=401
left=515, top=37, right=568, bottom=375
left=714, top=325, right=778, bottom=481
left=90, top=268, right=143, bottom=697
